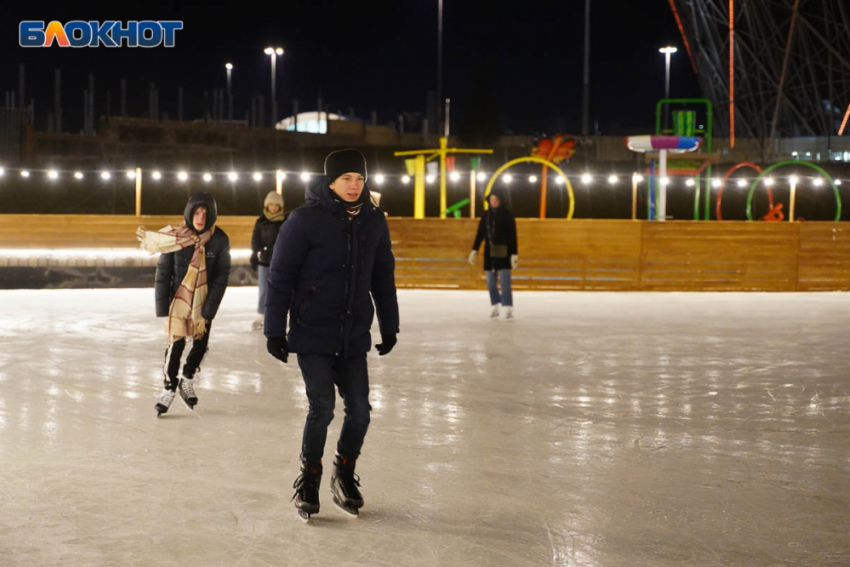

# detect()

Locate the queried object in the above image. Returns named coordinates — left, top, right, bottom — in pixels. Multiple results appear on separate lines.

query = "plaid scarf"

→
left=136, top=223, right=215, bottom=343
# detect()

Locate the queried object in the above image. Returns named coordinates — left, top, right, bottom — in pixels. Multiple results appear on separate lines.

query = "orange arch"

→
left=716, top=162, right=767, bottom=221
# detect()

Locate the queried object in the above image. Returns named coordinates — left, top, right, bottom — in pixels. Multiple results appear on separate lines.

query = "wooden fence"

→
left=1, top=215, right=849, bottom=291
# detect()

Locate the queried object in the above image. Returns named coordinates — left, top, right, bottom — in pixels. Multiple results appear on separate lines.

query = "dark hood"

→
left=305, top=175, right=373, bottom=209
left=183, top=192, right=218, bottom=234
left=487, top=187, right=511, bottom=211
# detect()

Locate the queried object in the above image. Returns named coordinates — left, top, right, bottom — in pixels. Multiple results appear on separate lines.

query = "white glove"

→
left=511, top=254, right=519, bottom=269
left=468, top=250, right=478, bottom=266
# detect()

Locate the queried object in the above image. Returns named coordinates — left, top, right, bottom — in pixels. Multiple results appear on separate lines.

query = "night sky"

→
left=3, top=1, right=700, bottom=136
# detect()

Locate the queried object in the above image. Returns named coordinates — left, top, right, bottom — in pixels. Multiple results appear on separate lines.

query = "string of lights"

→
left=0, top=166, right=842, bottom=187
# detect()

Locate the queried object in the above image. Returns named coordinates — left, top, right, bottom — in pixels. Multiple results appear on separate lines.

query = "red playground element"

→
left=531, top=136, right=576, bottom=163
left=761, top=203, right=785, bottom=222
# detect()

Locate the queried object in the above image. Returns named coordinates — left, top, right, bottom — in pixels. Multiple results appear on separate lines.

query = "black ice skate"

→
left=155, top=388, right=176, bottom=417
left=292, top=462, right=322, bottom=523
left=330, top=455, right=363, bottom=517
left=178, top=377, right=198, bottom=409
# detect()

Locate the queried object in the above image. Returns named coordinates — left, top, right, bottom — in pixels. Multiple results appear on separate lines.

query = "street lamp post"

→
left=659, top=46, right=677, bottom=130
left=264, top=47, right=284, bottom=128
left=225, top=63, right=233, bottom=121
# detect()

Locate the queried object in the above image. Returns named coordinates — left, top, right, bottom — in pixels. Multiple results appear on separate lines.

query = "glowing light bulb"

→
left=152, top=171, right=162, bottom=180
left=401, top=175, right=410, bottom=184
left=581, top=174, right=592, bottom=184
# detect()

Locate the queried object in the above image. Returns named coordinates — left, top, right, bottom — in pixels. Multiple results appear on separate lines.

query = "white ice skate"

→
left=251, top=317, right=264, bottom=331
left=155, top=388, right=175, bottom=417
left=505, top=306, right=514, bottom=320
left=490, top=305, right=500, bottom=318
left=178, top=377, right=198, bottom=410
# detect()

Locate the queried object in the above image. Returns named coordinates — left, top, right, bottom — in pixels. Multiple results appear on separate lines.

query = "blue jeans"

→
left=296, top=353, right=371, bottom=465
left=258, top=265, right=269, bottom=314
left=487, top=269, right=513, bottom=306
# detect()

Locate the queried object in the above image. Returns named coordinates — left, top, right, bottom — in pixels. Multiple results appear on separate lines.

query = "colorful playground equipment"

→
left=715, top=162, right=769, bottom=221
left=530, top=135, right=576, bottom=218
left=626, top=134, right=702, bottom=221
left=745, top=161, right=842, bottom=222
left=482, top=157, right=576, bottom=219
left=444, top=198, right=470, bottom=218
left=394, top=138, right=492, bottom=219
left=627, top=98, right=717, bottom=221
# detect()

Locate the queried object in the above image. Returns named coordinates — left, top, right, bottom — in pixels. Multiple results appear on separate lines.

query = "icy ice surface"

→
left=0, top=288, right=848, bottom=566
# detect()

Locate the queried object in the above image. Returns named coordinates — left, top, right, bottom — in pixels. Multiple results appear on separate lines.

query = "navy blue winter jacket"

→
left=263, top=177, right=399, bottom=356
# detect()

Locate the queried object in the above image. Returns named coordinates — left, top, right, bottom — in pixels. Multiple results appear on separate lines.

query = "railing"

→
left=2, top=215, right=848, bottom=291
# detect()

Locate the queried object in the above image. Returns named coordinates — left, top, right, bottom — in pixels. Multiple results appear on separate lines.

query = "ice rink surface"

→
left=0, top=287, right=848, bottom=567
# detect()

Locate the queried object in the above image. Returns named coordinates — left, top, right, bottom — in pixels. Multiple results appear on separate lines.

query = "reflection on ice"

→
left=0, top=288, right=847, bottom=566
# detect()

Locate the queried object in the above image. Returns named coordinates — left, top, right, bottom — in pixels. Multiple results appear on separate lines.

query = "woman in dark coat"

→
left=469, top=188, right=519, bottom=319
left=250, top=191, right=285, bottom=330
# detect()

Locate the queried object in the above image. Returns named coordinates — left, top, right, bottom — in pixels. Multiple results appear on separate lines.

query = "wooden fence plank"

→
left=1, top=216, right=848, bottom=291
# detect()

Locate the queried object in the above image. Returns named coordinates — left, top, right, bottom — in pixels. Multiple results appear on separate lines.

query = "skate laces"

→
left=181, top=379, right=196, bottom=397
left=158, top=389, right=175, bottom=405
left=336, top=467, right=361, bottom=497
left=291, top=469, right=321, bottom=502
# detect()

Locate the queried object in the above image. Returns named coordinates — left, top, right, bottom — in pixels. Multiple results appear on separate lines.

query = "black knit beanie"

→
left=324, top=149, right=367, bottom=183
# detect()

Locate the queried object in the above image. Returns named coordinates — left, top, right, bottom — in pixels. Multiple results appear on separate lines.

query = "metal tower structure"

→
left=668, top=0, right=850, bottom=143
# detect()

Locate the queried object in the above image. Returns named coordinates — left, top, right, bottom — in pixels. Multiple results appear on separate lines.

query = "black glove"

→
left=250, top=254, right=259, bottom=272
left=267, top=336, right=289, bottom=363
left=375, top=334, right=397, bottom=356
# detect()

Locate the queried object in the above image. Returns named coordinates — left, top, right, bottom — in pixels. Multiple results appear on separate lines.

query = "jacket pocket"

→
left=295, top=286, right=317, bottom=326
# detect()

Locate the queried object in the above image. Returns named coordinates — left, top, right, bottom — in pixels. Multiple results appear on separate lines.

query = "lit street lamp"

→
left=225, top=63, right=233, bottom=121
left=264, top=47, right=284, bottom=127
left=659, top=46, right=677, bottom=130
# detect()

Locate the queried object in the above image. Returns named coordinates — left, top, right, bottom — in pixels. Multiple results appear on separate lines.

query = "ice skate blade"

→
left=332, top=494, right=360, bottom=518
left=297, top=509, right=312, bottom=523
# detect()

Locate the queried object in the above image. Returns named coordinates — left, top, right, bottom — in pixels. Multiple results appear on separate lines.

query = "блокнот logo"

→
left=20, top=21, right=183, bottom=48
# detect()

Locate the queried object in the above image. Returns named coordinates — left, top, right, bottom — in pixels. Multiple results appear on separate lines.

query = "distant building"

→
left=276, top=111, right=349, bottom=134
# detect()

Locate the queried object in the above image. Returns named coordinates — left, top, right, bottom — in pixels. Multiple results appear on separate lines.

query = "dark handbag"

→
left=486, top=211, right=508, bottom=258
left=489, top=244, right=508, bottom=258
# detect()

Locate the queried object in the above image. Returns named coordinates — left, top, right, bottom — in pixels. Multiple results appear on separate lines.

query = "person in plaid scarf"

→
left=137, top=192, right=231, bottom=416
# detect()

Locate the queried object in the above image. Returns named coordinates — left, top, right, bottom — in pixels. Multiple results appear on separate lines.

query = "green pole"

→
left=655, top=98, right=713, bottom=219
